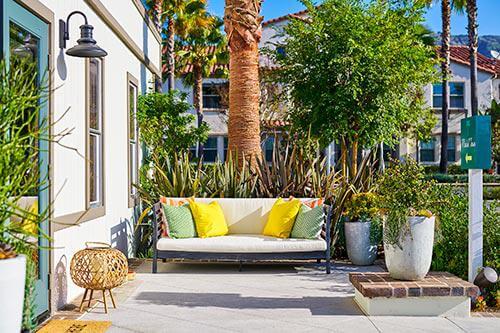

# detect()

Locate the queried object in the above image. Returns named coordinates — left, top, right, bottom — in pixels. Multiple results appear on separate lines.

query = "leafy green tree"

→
left=272, top=0, right=438, bottom=175
left=137, top=91, right=209, bottom=161
left=176, top=14, right=228, bottom=157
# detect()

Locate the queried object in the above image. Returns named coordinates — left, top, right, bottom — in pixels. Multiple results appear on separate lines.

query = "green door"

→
left=2, top=0, right=50, bottom=317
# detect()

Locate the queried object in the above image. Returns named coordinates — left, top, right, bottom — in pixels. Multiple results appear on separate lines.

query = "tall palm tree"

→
left=466, top=0, right=479, bottom=116
left=176, top=15, right=229, bottom=158
left=145, top=0, right=208, bottom=91
left=224, top=0, right=263, bottom=165
left=439, top=0, right=452, bottom=174
left=420, top=0, right=464, bottom=173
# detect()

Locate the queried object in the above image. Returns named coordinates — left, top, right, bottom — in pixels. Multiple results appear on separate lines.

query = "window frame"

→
left=127, top=72, right=139, bottom=208
left=432, top=82, right=465, bottom=110
left=202, top=136, right=219, bottom=163
left=419, top=138, right=436, bottom=163
left=447, top=134, right=457, bottom=162
left=202, top=83, right=223, bottom=111
left=86, top=58, right=105, bottom=214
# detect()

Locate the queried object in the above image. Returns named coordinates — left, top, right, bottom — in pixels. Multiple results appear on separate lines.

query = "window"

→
left=263, top=136, right=275, bottom=162
left=447, top=135, right=456, bottom=162
left=449, top=83, right=465, bottom=108
left=276, top=46, right=286, bottom=57
left=87, top=58, right=104, bottom=208
left=128, top=73, right=139, bottom=207
left=432, top=82, right=465, bottom=109
left=383, top=144, right=399, bottom=162
left=203, top=137, right=218, bottom=162
left=420, top=138, right=435, bottom=162
left=202, top=84, right=222, bottom=110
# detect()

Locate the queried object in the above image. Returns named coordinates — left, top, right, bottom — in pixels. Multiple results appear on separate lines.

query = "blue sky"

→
left=206, top=0, right=500, bottom=35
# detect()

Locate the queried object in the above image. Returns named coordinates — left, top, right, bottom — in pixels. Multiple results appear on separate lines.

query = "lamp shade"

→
left=66, top=24, right=107, bottom=58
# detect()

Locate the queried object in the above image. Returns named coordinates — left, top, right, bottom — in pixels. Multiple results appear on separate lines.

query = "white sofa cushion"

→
left=157, top=234, right=327, bottom=253
left=164, top=198, right=321, bottom=235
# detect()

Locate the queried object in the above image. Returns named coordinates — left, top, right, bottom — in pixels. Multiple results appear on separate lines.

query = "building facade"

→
left=2, top=0, right=161, bottom=317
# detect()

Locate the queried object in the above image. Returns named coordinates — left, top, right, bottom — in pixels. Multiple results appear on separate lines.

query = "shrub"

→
left=431, top=186, right=499, bottom=306
left=377, top=159, right=435, bottom=246
left=344, top=193, right=379, bottom=222
left=484, top=187, right=500, bottom=200
left=425, top=173, right=500, bottom=184
left=137, top=90, right=209, bottom=161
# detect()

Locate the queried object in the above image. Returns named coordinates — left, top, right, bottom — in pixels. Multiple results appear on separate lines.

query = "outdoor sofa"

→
left=152, top=198, right=332, bottom=274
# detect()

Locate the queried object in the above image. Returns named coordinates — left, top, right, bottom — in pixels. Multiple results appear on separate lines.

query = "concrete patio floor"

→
left=80, top=260, right=500, bottom=333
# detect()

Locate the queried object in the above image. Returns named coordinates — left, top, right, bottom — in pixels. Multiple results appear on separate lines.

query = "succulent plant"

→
left=0, top=243, right=17, bottom=260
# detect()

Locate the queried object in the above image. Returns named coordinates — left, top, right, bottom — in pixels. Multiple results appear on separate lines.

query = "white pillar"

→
left=468, top=169, right=483, bottom=282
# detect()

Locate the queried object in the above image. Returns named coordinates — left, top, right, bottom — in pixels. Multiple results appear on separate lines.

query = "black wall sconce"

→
left=59, top=11, right=107, bottom=58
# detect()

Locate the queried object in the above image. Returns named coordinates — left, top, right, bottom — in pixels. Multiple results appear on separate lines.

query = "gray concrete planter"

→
left=345, top=221, right=377, bottom=266
left=384, top=216, right=435, bottom=281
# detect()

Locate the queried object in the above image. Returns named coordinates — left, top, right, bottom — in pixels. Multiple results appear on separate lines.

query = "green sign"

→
left=460, top=115, right=492, bottom=170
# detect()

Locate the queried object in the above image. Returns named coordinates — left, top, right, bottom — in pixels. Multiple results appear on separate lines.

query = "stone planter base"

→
left=349, top=272, right=479, bottom=317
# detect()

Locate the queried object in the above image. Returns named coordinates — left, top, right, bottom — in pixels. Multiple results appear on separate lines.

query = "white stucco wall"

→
left=34, top=0, right=160, bottom=310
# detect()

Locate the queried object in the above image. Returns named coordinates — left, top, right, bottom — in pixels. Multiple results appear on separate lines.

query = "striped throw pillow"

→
left=290, top=204, right=325, bottom=239
left=162, top=204, right=197, bottom=239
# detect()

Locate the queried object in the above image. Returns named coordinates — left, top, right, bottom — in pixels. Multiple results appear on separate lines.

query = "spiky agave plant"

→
left=255, top=133, right=338, bottom=200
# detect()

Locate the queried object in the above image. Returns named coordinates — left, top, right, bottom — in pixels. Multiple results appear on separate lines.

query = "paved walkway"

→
left=81, top=261, right=500, bottom=333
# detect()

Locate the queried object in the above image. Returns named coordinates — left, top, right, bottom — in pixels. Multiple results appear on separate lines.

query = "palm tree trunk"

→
left=467, top=0, right=479, bottom=116
left=439, top=0, right=451, bottom=173
left=224, top=0, right=263, bottom=166
left=193, top=65, right=204, bottom=158
left=166, top=19, right=175, bottom=92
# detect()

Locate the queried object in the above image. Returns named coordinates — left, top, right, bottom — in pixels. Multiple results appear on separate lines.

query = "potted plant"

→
left=377, top=159, right=435, bottom=281
left=344, top=193, right=381, bottom=265
left=0, top=244, right=27, bottom=332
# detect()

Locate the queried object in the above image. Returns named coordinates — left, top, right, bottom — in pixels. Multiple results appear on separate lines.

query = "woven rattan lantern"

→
left=70, top=242, right=128, bottom=313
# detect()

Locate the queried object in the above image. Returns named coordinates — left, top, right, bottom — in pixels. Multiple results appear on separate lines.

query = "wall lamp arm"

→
left=59, top=11, right=89, bottom=49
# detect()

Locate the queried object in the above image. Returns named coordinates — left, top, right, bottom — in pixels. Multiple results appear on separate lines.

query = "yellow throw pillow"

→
left=188, top=199, right=229, bottom=238
left=263, top=198, right=302, bottom=238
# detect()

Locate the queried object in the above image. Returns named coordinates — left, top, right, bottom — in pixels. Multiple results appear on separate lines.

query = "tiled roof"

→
left=262, top=9, right=309, bottom=27
left=262, top=119, right=290, bottom=128
left=162, top=45, right=229, bottom=76
left=449, top=45, right=497, bottom=75
left=165, top=43, right=500, bottom=77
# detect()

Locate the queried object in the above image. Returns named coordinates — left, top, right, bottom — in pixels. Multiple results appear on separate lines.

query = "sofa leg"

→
left=238, top=260, right=243, bottom=272
left=316, top=259, right=321, bottom=264
left=162, top=258, right=166, bottom=263
left=325, top=259, right=331, bottom=274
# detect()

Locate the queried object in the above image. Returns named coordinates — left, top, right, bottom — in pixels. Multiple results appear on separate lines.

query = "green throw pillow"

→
left=162, top=204, right=197, bottom=239
left=291, top=205, right=325, bottom=239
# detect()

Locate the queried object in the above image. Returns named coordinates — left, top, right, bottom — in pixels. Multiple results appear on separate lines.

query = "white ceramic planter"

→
left=384, top=216, right=435, bottom=281
left=345, top=221, right=377, bottom=266
left=0, top=255, right=26, bottom=333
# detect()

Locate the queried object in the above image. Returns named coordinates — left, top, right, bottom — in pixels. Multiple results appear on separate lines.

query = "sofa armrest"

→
left=152, top=202, right=164, bottom=246
left=324, top=205, right=332, bottom=258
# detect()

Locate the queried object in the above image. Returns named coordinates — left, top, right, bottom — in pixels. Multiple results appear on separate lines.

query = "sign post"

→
left=460, top=115, right=492, bottom=282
